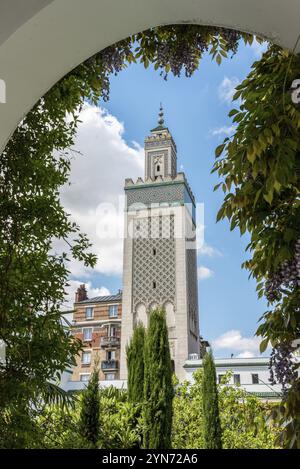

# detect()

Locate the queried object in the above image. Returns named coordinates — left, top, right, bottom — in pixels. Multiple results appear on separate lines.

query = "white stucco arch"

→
left=0, top=1, right=300, bottom=152
left=148, top=302, right=158, bottom=313
left=135, top=302, right=147, bottom=328
left=164, top=301, right=176, bottom=329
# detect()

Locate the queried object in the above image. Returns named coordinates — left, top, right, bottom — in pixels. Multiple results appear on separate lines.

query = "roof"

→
left=249, top=391, right=282, bottom=399
left=150, top=124, right=169, bottom=132
left=184, top=357, right=271, bottom=368
left=76, top=292, right=122, bottom=304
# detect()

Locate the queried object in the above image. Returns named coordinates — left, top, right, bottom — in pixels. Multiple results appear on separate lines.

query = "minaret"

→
left=144, top=104, right=177, bottom=180
left=120, top=106, right=200, bottom=380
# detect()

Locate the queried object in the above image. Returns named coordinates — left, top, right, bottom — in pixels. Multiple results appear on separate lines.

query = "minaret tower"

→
left=120, top=106, right=200, bottom=380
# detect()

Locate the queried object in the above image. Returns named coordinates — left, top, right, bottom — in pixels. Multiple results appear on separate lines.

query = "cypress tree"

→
left=78, top=365, right=100, bottom=447
left=143, top=308, right=173, bottom=449
left=202, top=351, right=222, bottom=449
left=126, top=322, right=146, bottom=403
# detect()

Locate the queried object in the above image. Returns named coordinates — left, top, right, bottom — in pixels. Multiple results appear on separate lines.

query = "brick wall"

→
left=71, top=301, right=122, bottom=382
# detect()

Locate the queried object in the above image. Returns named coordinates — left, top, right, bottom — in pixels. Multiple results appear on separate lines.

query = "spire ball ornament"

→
left=158, top=103, right=164, bottom=126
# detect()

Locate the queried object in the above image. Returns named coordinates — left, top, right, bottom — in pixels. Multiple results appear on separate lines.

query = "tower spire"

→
left=158, top=102, right=164, bottom=126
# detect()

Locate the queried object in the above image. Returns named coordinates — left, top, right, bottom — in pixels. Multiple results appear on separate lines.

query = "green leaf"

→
left=263, top=190, right=273, bottom=205
left=232, top=89, right=242, bottom=101
left=228, top=109, right=239, bottom=117
left=259, top=338, right=269, bottom=353
left=215, top=143, right=226, bottom=158
left=216, top=207, right=225, bottom=222
left=213, top=182, right=222, bottom=192
left=247, top=149, right=256, bottom=164
left=216, top=53, right=222, bottom=66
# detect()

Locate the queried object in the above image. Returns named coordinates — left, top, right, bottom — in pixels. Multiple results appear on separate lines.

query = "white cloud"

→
left=198, top=266, right=214, bottom=280
left=60, top=104, right=144, bottom=277
left=212, top=330, right=261, bottom=355
left=196, top=220, right=221, bottom=258
left=62, top=279, right=111, bottom=310
left=218, top=76, right=240, bottom=104
left=211, top=125, right=236, bottom=136
left=236, top=351, right=255, bottom=358
left=198, top=242, right=221, bottom=257
left=250, top=38, right=268, bottom=58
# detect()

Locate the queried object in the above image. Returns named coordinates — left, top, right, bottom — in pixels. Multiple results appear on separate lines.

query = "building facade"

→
left=70, top=285, right=122, bottom=383
left=120, top=107, right=200, bottom=380
left=68, top=108, right=201, bottom=383
left=62, top=109, right=298, bottom=397
left=184, top=356, right=283, bottom=401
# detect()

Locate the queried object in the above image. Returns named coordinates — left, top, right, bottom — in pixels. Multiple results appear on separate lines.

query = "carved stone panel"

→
left=132, top=215, right=176, bottom=311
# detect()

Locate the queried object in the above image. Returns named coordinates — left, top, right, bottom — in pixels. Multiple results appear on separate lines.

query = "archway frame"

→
left=1, top=20, right=293, bottom=446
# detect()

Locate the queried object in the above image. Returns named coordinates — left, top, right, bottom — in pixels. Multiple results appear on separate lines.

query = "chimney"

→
left=75, top=284, right=88, bottom=303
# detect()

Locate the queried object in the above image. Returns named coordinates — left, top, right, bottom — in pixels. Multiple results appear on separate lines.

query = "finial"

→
left=158, top=103, right=164, bottom=126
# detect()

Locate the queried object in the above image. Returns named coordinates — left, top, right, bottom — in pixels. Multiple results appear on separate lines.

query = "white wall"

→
left=184, top=358, right=283, bottom=399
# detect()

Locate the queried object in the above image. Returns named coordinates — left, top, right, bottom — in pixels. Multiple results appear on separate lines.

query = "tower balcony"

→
left=101, top=360, right=118, bottom=371
left=100, top=336, right=120, bottom=348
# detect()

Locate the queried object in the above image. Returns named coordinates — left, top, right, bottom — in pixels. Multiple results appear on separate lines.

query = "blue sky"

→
left=61, top=39, right=269, bottom=358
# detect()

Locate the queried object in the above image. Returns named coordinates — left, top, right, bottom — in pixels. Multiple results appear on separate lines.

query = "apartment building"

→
left=71, top=284, right=122, bottom=383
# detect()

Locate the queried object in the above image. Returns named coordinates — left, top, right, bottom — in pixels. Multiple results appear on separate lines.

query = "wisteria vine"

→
left=269, top=343, right=298, bottom=392
left=265, top=240, right=300, bottom=302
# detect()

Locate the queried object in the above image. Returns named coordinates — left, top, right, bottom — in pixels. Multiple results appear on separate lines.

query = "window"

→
left=107, top=350, right=116, bottom=361
left=80, top=374, right=90, bottom=382
left=153, top=248, right=156, bottom=256
left=233, top=374, right=241, bottom=385
left=156, top=165, right=160, bottom=172
left=252, top=373, right=259, bottom=384
left=109, top=304, right=118, bottom=318
left=153, top=281, right=156, bottom=289
left=218, top=374, right=224, bottom=384
left=81, top=351, right=91, bottom=365
left=105, top=373, right=115, bottom=381
left=85, top=307, right=94, bottom=319
left=83, top=327, right=92, bottom=342
left=110, top=325, right=117, bottom=337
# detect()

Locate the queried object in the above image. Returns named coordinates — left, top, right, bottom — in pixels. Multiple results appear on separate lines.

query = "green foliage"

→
left=133, top=25, right=259, bottom=78
left=219, top=372, right=280, bottom=449
left=79, top=367, right=100, bottom=446
left=0, top=401, right=42, bottom=449
left=37, top=402, right=91, bottom=449
left=126, top=322, right=145, bottom=403
left=212, top=44, right=300, bottom=446
left=271, top=379, right=300, bottom=449
left=172, top=370, right=280, bottom=449
left=202, top=352, right=222, bottom=448
left=0, top=53, right=100, bottom=444
left=98, top=387, right=142, bottom=448
left=172, top=373, right=204, bottom=448
left=7, top=371, right=280, bottom=449
left=37, top=386, right=141, bottom=449
left=143, top=308, right=173, bottom=449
